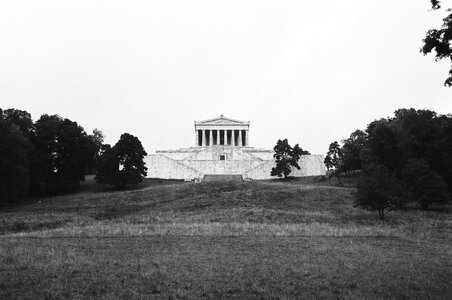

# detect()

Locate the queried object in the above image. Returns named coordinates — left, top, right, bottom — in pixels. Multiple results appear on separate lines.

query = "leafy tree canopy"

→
left=96, top=133, right=147, bottom=189
left=31, top=114, right=97, bottom=195
left=271, top=139, right=310, bottom=178
left=0, top=119, right=33, bottom=205
left=1, top=108, right=105, bottom=203
left=355, top=164, right=402, bottom=221
left=401, top=159, right=449, bottom=209
left=324, top=141, right=342, bottom=171
left=324, top=130, right=367, bottom=183
left=331, top=108, right=452, bottom=217
left=422, top=0, right=452, bottom=86
left=1, top=108, right=34, bottom=135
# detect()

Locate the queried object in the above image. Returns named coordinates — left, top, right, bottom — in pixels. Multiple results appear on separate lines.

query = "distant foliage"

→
left=324, top=130, right=366, bottom=183
left=0, top=108, right=105, bottom=204
left=355, top=165, right=402, bottom=221
left=96, top=133, right=147, bottom=189
left=328, top=108, right=452, bottom=218
left=85, top=128, right=105, bottom=174
left=0, top=117, right=33, bottom=205
left=1, top=109, right=34, bottom=136
left=366, top=109, right=452, bottom=195
left=271, top=139, right=310, bottom=178
left=30, top=115, right=98, bottom=195
left=341, top=130, right=366, bottom=172
left=401, top=159, right=449, bottom=210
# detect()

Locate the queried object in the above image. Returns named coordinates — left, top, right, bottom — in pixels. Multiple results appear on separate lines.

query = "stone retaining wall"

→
left=145, top=148, right=325, bottom=180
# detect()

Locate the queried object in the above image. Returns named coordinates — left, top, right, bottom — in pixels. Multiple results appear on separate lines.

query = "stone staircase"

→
left=202, top=174, right=244, bottom=182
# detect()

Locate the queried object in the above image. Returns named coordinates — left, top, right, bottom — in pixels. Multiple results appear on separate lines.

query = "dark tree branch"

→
left=422, top=1, right=452, bottom=86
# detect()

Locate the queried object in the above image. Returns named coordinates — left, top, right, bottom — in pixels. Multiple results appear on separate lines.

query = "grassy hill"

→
left=1, top=178, right=451, bottom=299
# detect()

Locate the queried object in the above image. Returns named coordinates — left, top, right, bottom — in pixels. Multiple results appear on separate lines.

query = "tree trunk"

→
left=336, top=173, right=343, bottom=186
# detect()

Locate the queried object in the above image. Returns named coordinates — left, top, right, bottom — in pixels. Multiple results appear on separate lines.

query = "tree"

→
left=31, top=114, right=97, bottom=195
left=421, top=0, right=452, bottom=86
left=324, top=141, right=341, bottom=171
left=393, top=109, right=439, bottom=166
left=0, top=119, right=33, bottom=205
left=96, top=133, right=147, bottom=189
left=339, top=108, right=452, bottom=215
left=436, top=114, right=452, bottom=192
left=271, top=139, right=310, bottom=178
left=324, top=130, right=366, bottom=184
left=324, top=141, right=344, bottom=183
left=85, top=128, right=105, bottom=174
left=365, top=109, right=452, bottom=191
left=401, top=159, right=449, bottom=210
left=366, top=118, right=400, bottom=171
left=355, top=165, right=402, bottom=221
left=341, top=130, right=366, bottom=173
left=1, top=108, right=34, bottom=136
left=95, top=144, right=117, bottom=187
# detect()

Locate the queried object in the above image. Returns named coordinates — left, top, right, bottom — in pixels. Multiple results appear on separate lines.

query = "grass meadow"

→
left=0, top=177, right=451, bottom=299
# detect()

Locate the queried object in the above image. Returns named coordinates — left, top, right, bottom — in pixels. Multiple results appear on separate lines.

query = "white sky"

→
left=1, top=0, right=451, bottom=155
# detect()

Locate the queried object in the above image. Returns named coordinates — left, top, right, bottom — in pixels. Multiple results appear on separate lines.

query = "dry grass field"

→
left=1, top=177, right=451, bottom=299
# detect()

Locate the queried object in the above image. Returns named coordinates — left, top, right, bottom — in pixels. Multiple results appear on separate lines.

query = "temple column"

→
left=232, top=130, right=236, bottom=146
left=223, top=130, right=227, bottom=145
left=201, top=129, right=206, bottom=146
left=245, top=130, right=249, bottom=146
left=195, top=130, right=199, bottom=146
left=238, top=130, right=242, bottom=147
left=216, top=130, right=219, bottom=145
left=209, top=129, right=213, bottom=146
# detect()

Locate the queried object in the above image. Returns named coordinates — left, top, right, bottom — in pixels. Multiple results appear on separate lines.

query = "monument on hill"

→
left=194, top=114, right=250, bottom=147
left=145, top=115, right=325, bottom=181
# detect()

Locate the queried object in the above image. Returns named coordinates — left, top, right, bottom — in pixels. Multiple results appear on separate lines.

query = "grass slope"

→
left=1, top=179, right=451, bottom=299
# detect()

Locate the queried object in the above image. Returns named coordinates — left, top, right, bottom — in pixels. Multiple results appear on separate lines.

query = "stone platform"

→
left=144, top=146, right=325, bottom=181
left=202, top=174, right=244, bottom=182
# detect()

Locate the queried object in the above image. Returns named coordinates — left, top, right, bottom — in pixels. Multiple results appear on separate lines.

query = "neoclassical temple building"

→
left=194, top=115, right=250, bottom=147
left=145, top=115, right=325, bottom=181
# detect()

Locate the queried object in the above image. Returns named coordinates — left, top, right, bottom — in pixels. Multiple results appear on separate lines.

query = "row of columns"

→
left=196, top=129, right=249, bottom=147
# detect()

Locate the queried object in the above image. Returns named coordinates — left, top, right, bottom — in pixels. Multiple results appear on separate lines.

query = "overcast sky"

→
left=1, top=0, right=451, bottom=155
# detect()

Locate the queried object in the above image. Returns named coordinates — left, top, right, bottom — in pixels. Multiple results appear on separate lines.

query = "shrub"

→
left=355, top=165, right=402, bottom=221
left=401, top=159, right=449, bottom=210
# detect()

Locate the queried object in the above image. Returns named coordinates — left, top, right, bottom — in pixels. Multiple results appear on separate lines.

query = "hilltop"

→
left=1, top=179, right=451, bottom=299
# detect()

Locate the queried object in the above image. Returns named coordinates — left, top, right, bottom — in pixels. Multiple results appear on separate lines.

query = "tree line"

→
left=0, top=108, right=147, bottom=206
left=325, top=108, right=452, bottom=219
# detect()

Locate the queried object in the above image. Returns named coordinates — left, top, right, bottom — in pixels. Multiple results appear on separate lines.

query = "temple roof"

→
left=194, top=115, right=249, bottom=126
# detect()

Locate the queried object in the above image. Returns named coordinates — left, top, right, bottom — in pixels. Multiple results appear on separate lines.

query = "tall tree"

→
left=96, top=133, right=147, bottom=189
left=85, top=128, right=105, bottom=174
left=324, top=130, right=366, bottom=179
left=437, top=114, right=452, bottom=191
left=355, top=165, right=402, bottom=221
left=271, top=139, right=310, bottom=178
left=31, top=114, right=97, bottom=195
left=1, top=108, right=34, bottom=136
left=366, top=118, right=400, bottom=171
left=341, top=130, right=366, bottom=173
left=324, top=141, right=342, bottom=171
left=421, top=0, right=452, bottom=86
left=401, top=159, right=449, bottom=210
left=352, top=108, right=451, bottom=214
left=0, top=119, right=33, bottom=205
left=324, top=141, right=344, bottom=183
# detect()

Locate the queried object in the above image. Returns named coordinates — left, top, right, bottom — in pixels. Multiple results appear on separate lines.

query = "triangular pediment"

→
left=196, top=115, right=248, bottom=125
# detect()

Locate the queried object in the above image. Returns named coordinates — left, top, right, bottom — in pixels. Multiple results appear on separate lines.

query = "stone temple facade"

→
left=145, top=115, right=325, bottom=181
